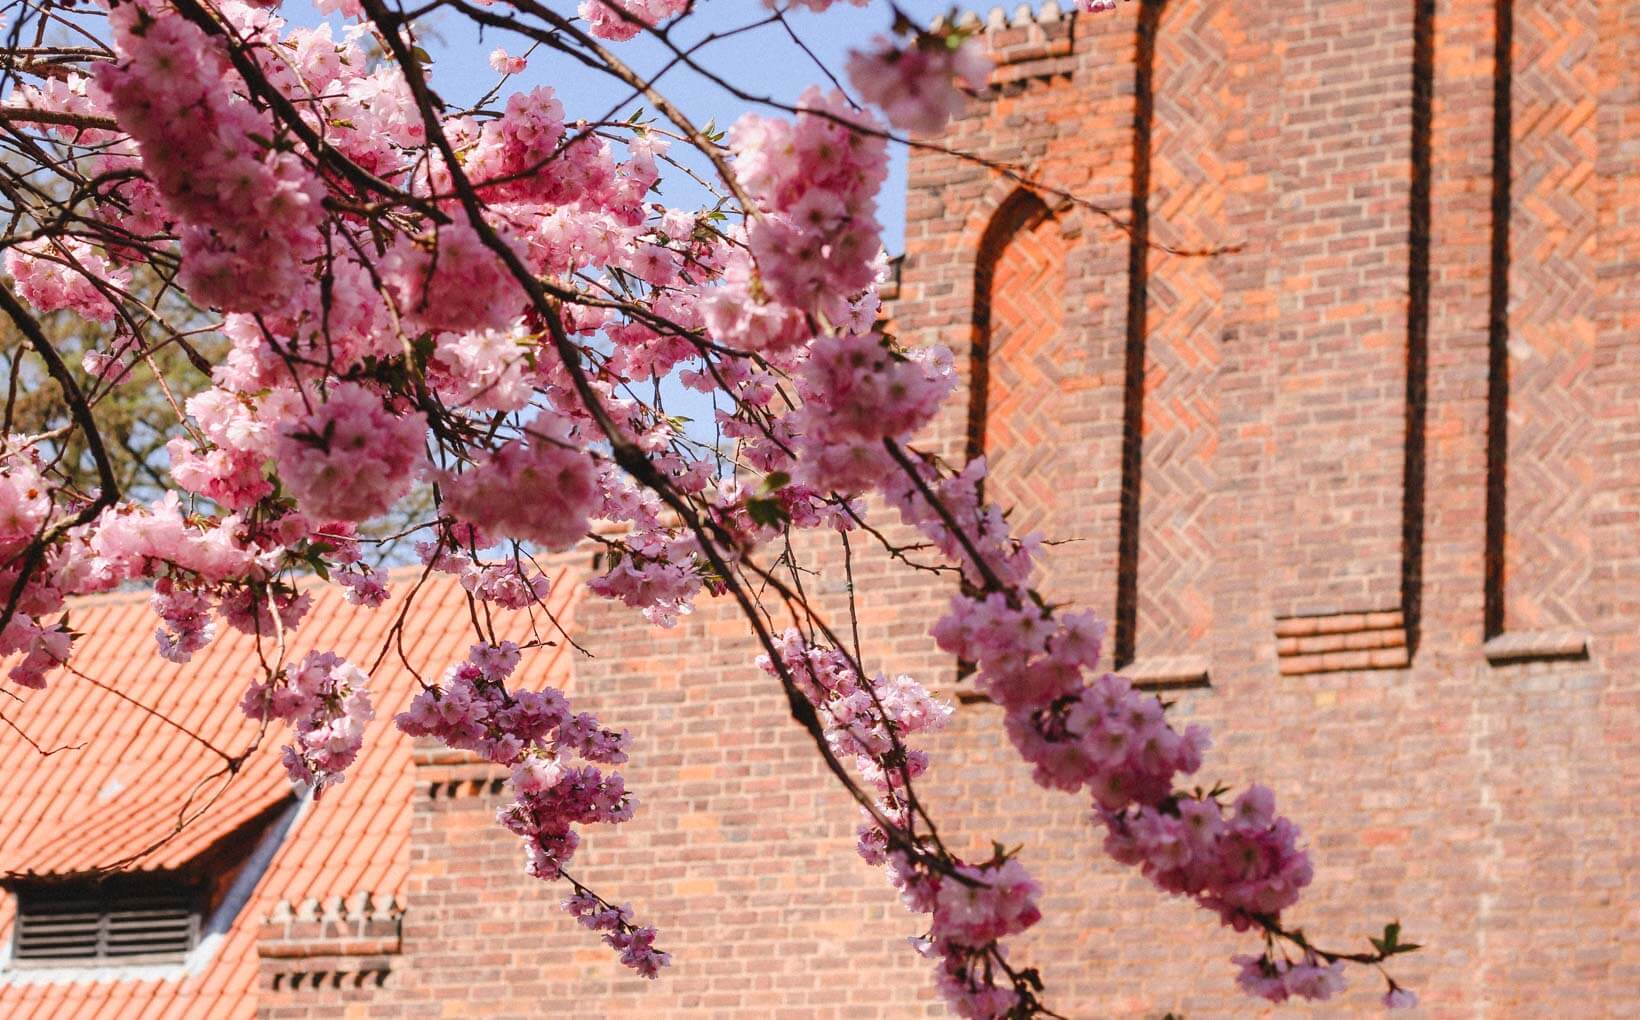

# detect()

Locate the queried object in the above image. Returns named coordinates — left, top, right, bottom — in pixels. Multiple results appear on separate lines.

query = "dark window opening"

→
left=5, top=795, right=299, bottom=968
left=11, top=878, right=203, bottom=964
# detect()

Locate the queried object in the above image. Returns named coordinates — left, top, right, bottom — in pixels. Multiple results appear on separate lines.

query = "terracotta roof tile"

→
left=0, top=565, right=580, bottom=1019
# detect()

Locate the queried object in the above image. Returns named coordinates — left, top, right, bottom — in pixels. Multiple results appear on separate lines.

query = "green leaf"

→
left=1371, top=921, right=1420, bottom=957
left=410, top=333, right=437, bottom=370
left=746, top=496, right=788, bottom=529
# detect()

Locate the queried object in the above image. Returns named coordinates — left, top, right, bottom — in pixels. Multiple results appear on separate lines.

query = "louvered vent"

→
left=12, top=884, right=201, bottom=963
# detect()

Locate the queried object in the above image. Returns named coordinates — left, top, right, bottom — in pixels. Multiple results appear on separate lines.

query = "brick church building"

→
left=2, top=1, right=1637, bottom=1017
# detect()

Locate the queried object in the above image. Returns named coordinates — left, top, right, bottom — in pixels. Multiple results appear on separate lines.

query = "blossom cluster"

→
left=272, top=383, right=429, bottom=523
left=914, top=854, right=1045, bottom=1019
left=3, top=240, right=129, bottom=323
left=792, top=333, right=954, bottom=493
left=758, top=628, right=951, bottom=796
left=759, top=631, right=1057, bottom=1018
left=489, top=48, right=528, bottom=75
left=578, top=0, right=689, bottom=41
left=711, top=89, right=888, bottom=350
left=0, top=464, right=297, bottom=686
left=1103, top=786, right=1313, bottom=926
left=241, top=650, right=374, bottom=793
left=440, top=428, right=600, bottom=552
left=781, top=311, right=1409, bottom=1006
left=585, top=549, right=701, bottom=628
left=395, top=642, right=662, bottom=976
left=168, top=389, right=276, bottom=512
left=1232, top=950, right=1347, bottom=1003
left=846, top=32, right=992, bottom=136
left=383, top=222, right=525, bottom=335
left=899, top=472, right=1323, bottom=958
left=96, top=3, right=324, bottom=314
left=336, top=565, right=389, bottom=608
left=152, top=578, right=216, bottom=663
left=563, top=890, right=670, bottom=978
left=0, top=453, right=69, bottom=689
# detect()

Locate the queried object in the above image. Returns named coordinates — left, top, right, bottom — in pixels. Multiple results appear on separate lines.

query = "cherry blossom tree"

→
left=0, top=0, right=1418, bottom=1013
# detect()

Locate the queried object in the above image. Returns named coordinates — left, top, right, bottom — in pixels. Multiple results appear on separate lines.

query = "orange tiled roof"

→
left=0, top=566, right=580, bottom=1019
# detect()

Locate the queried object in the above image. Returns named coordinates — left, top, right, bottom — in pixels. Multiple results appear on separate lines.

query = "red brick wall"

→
left=258, top=2, right=1640, bottom=1017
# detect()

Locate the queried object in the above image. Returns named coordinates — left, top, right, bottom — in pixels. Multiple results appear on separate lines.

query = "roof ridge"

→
left=54, top=554, right=585, bottom=612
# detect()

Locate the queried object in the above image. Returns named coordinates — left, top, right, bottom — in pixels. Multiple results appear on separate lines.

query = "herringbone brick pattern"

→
left=1503, top=0, right=1597, bottom=631
left=984, top=212, right=1074, bottom=595
left=1134, top=0, right=1228, bottom=658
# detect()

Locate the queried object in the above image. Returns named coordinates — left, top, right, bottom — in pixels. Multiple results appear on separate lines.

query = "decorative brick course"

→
left=969, top=4, right=1077, bottom=86
left=1481, top=627, right=1590, bottom=665
left=258, top=894, right=404, bottom=962
left=258, top=893, right=403, bottom=1007
left=1274, top=609, right=1411, bottom=675
left=1123, top=655, right=1210, bottom=690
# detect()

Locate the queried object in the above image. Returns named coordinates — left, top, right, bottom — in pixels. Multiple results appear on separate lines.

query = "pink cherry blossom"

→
left=242, top=650, right=373, bottom=794
left=4, top=239, right=129, bottom=323
left=441, top=430, right=599, bottom=552
left=932, top=858, right=1043, bottom=948
left=578, top=0, right=688, bottom=41
left=1, top=615, right=72, bottom=690
left=489, top=47, right=528, bottom=74
left=847, top=33, right=991, bottom=135
left=272, top=382, right=427, bottom=523
left=384, top=221, right=526, bottom=334
left=151, top=578, right=216, bottom=663
left=96, top=5, right=323, bottom=314
left=337, top=567, right=389, bottom=608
